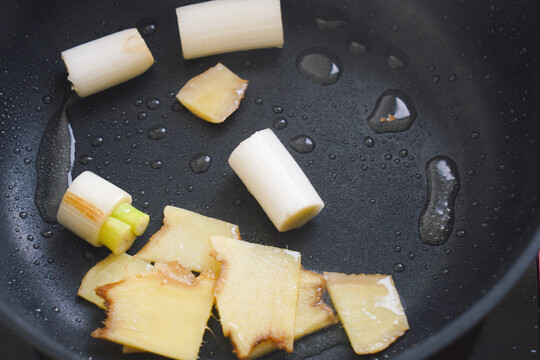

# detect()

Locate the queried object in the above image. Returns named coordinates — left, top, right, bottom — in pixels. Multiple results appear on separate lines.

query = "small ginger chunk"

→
left=78, top=253, right=153, bottom=309
left=210, top=236, right=301, bottom=359
left=176, top=63, right=248, bottom=123
left=248, top=269, right=337, bottom=359
left=92, top=262, right=216, bottom=360
left=324, top=272, right=409, bottom=355
left=135, top=206, right=240, bottom=274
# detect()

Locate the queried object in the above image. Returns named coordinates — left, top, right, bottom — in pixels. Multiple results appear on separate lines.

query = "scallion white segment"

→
left=61, top=28, right=154, bottom=98
left=176, top=0, right=284, bottom=60
left=229, top=129, right=324, bottom=232
left=57, top=171, right=131, bottom=247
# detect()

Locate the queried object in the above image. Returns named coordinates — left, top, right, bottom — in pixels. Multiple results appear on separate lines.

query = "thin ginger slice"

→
left=92, top=262, right=216, bottom=360
left=248, top=269, right=338, bottom=359
left=176, top=62, right=248, bottom=123
left=324, top=272, right=409, bottom=355
left=135, top=205, right=240, bottom=274
left=78, top=253, right=153, bottom=309
left=210, top=236, right=301, bottom=359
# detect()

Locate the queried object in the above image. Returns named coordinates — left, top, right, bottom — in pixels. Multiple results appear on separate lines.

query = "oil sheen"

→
left=419, top=156, right=460, bottom=246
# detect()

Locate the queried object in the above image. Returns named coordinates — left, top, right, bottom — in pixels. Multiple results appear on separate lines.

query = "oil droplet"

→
left=273, top=117, right=288, bottom=130
left=147, top=125, right=167, bottom=140
left=136, top=18, right=157, bottom=36
left=363, top=136, right=375, bottom=148
left=78, top=154, right=94, bottom=165
left=296, top=48, right=343, bottom=86
left=366, top=90, right=417, bottom=133
left=419, top=156, right=460, bottom=246
left=145, top=97, right=161, bottom=110
left=393, top=263, right=405, bottom=272
left=313, top=4, right=348, bottom=30
left=189, top=153, right=212, bottom=174
left=150, top=160, right=162, bottom=169
left=289, top=135, right=315, bottom=153
left=272, top=105, right=284, bottom=114
left=348, top=40, right=371, bottom=55
left=35, top=78, right=76, bottom=223
left=91, top=136, right=104, bottom=147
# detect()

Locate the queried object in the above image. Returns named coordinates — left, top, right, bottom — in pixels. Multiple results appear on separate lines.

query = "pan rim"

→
left=0, top=227, right=539, bottom=360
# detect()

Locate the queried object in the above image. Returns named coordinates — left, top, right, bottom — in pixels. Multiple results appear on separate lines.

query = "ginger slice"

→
left=135, top=205, right=240, bottom=274
left=324, top=272, right=409, bottom=355
left=210, top=236, right=301, bottom=359
left=248, top=269, right=337, bottom=359
left=92, top=262, right=216, bottom=360
left=78, top=253, right=153, bottom=309
left=176, top=63, right=248, bottom=123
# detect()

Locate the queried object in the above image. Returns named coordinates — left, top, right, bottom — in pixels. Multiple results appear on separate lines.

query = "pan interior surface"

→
left=0, top=1, right=539, bottom=359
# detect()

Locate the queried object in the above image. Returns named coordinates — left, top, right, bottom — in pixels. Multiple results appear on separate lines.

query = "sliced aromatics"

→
left=229, top=129, right=325, bottom=232
left=248, top=269, right=338, bottom=359
left=61, top=28, right=154, bottom=97
left=92, top=262, right=216, bottom=360
left=78, top=253, right=153, bottom=309
left=176, top=63, right=248, bottom=123
left=324, top=272, right=409, bottom=355
left=135, top=206, right=240, bottom=274
left=57, top=171, right=150, bottom=254
left=210, top=236, right=301, bottom=359
left=176, top=0, right=284, bottom=60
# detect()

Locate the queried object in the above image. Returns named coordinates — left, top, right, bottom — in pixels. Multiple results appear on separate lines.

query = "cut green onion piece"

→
left=110, top=203, right=150, bottom=236
left=176, top=0, right=284, bottom=60
left=98, top=217, right=137, bottom=255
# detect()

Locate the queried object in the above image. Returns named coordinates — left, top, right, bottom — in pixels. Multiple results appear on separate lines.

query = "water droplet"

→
left=19, top=212, right=27, bottom=219
left=398, top=149, right=409, bottom=157
left=432, top=75, right=440, bottom=83
left=41, top=230, right=53, bottom=238
left=91, top=136, right=104, bottom=147
left=448, top=74, right=457, bottom=82
left=394, top=245, right=402, bottom=252
left=189, top=153, right=212, bottom=174
left=78, top=154, right=94, bottom=165
left=456, top=229, right=466, bottom=237
left=393, top=263, right=405, bottom=273
left=296, top=48, right=343, bottom=86
left=147, top=125, right=167, bottom=140
left=366, top=90, right=417, bottom=133
left=272, top=105, right=284, bottom=114
left=27, top=235, right=34, bottom=241
left=83, top=252, right=95, bottom=261
left=33, top=244, right=40, bottom=249
left=441, top=268, right=449, bottom=275
left=349, top=40, right=370, bottom=55
left=289, top=135, right=315, bottom=153
left=145, top=97, right=161, bottom=110
left=47, top=258, right=54, bottom=264
left=234, top=199, right=243, bottom=207
left=471, top=131, right=480, bottom=139
left=150, top=159, right=162, bottom=169
left=273, top=117, right=288, bottom=130
left=42, top=95, right=52, bottom=104
left=254, top=98, right=263, bottom=105
left=391, top=23, right=400, bottom=32
left=136, top=18, right=157, bottom=36
left=171, top=102, right=183, bottom=112
left=383, top=154, right=393, bottom=161
left=52, top=307, right=60, bottom=313
left=363, top=136, right=375, bottom=148
left=419, top=156, right=460, bottom=246
left=387, top=54, right=407, bottom=69
left=134, top=99, right=143, bottom=106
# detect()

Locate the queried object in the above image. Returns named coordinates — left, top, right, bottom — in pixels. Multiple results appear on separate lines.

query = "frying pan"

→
left=1, top=0, right=539, bottom=359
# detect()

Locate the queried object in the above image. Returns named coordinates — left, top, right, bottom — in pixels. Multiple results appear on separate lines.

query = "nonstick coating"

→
left=1, top=1, right=540, bottom=359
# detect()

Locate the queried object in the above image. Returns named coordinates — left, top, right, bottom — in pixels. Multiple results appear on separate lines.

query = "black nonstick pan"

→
left=1, top=0, right=539, bottom=359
